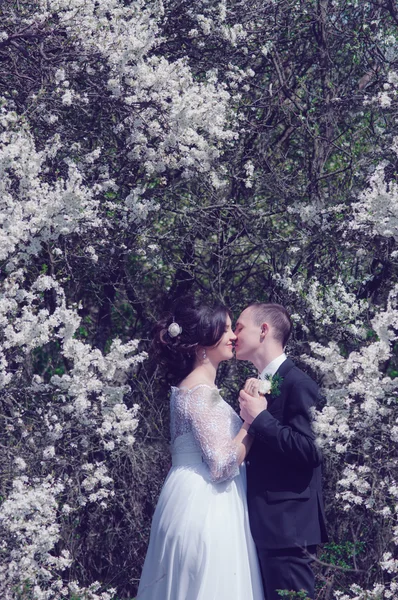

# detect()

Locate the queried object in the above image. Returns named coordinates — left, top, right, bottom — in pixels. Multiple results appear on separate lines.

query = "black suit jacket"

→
left=246, top=358, right=328, bottom=549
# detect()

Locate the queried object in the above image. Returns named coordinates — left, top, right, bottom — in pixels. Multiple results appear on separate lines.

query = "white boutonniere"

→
left=258, top=374, right=283, bottom=397
left=258, top=379, right=272, bottom=395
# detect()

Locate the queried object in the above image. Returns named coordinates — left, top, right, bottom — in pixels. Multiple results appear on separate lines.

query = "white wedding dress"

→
left=137, top=384, right=263, bottom=600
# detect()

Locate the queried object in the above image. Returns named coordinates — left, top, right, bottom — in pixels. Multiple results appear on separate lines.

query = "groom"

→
left=235, top=303, right=328, bottom=600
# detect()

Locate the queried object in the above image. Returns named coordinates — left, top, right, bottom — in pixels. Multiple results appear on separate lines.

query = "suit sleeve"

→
left=248, top=375, right=322, bottom=468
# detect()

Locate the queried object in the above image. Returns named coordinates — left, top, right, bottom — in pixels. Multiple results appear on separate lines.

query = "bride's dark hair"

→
left=152, top=295, right=231, bottom=383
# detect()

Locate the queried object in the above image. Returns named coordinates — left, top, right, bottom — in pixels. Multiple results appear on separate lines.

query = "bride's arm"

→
left=234, top=421, right=253, bottom=464
left=185, top=386, right=252, bottom=483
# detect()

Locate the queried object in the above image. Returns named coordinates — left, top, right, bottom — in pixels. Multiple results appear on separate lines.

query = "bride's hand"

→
left=243, top=377, right=260, bottom=397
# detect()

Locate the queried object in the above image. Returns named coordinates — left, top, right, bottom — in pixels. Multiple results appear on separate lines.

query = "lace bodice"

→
left=170, top=384, right=243, bottom=483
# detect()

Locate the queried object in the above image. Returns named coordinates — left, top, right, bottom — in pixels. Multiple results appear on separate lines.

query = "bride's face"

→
left=206, top=316, right=236, bottom=364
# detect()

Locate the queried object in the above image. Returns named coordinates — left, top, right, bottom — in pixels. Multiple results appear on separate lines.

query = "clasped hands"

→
left=239, top=377, right=268, bottom=425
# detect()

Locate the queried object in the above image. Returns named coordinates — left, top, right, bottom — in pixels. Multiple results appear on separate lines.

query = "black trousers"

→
left=257, top=545, right=317, bottom=600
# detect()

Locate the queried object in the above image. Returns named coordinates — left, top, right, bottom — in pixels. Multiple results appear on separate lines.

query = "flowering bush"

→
left=0, top=104, right=147, bottom=597
left=1, top=0, right=398, bottom=598
left=0, top=0, right=237, bottom=596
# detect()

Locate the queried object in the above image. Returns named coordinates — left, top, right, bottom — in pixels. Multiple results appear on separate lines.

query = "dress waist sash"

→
left=171, top=451, right=204, bottom=467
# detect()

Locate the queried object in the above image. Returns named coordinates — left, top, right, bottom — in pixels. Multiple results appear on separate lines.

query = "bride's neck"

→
left=190, top=360, right=218, bottom=385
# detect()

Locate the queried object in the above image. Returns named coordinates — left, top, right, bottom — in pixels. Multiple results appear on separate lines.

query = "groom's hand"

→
left=239, top=380, right=268, bottom=424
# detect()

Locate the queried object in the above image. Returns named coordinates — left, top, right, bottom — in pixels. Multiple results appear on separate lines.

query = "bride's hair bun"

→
left=151, top=295, right=231, bottom=382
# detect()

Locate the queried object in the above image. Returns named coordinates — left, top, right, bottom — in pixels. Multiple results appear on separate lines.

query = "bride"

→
left=137, top=297, right=263, bottom=599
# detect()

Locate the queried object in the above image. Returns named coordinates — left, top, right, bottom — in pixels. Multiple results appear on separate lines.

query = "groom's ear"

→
left=260, top=322, right=269, bottom=337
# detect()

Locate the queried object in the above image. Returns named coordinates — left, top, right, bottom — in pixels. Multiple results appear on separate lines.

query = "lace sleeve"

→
left=185, top=385, right=240, bottom=483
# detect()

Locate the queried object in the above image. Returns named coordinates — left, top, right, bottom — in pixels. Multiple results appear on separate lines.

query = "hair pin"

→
left=168, top=319, right=182, bottom=338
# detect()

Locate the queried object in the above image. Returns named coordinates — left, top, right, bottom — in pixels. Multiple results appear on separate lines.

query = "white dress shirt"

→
left=259, top=352, right=287, bottom=379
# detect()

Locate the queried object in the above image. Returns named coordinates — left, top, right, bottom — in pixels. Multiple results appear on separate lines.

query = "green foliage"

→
left=320, top=540, right=366, bottom=570
left=277, top=590, right=311, bottom=599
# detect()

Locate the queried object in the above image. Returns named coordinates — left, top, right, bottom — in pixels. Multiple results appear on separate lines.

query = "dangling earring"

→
left=202, top=349, right=207, bottom=360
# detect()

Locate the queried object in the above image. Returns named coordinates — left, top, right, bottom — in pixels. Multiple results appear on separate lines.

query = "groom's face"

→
left=234, top=307, right=263, bottom=361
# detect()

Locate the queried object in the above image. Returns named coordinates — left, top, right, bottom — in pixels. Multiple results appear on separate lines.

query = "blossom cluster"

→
left=0, top=476, right=115, bottom=599
left=350, top=141, right=398, bottom=242
left=0, top=0, right=245, bottom=595
left=299, top=285, right=398, bottom=597
left=0, top=104, right=102, bottom=267
left=275, top=270, right=368, bottom=335
left=36, top=0, right=237, bottom=180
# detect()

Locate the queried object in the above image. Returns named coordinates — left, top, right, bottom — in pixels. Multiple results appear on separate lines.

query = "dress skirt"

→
left=137, top=457, right=263, bottom=600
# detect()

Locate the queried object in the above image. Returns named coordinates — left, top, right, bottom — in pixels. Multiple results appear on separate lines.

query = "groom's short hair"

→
left=248, top=303, right=292, bottom=347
